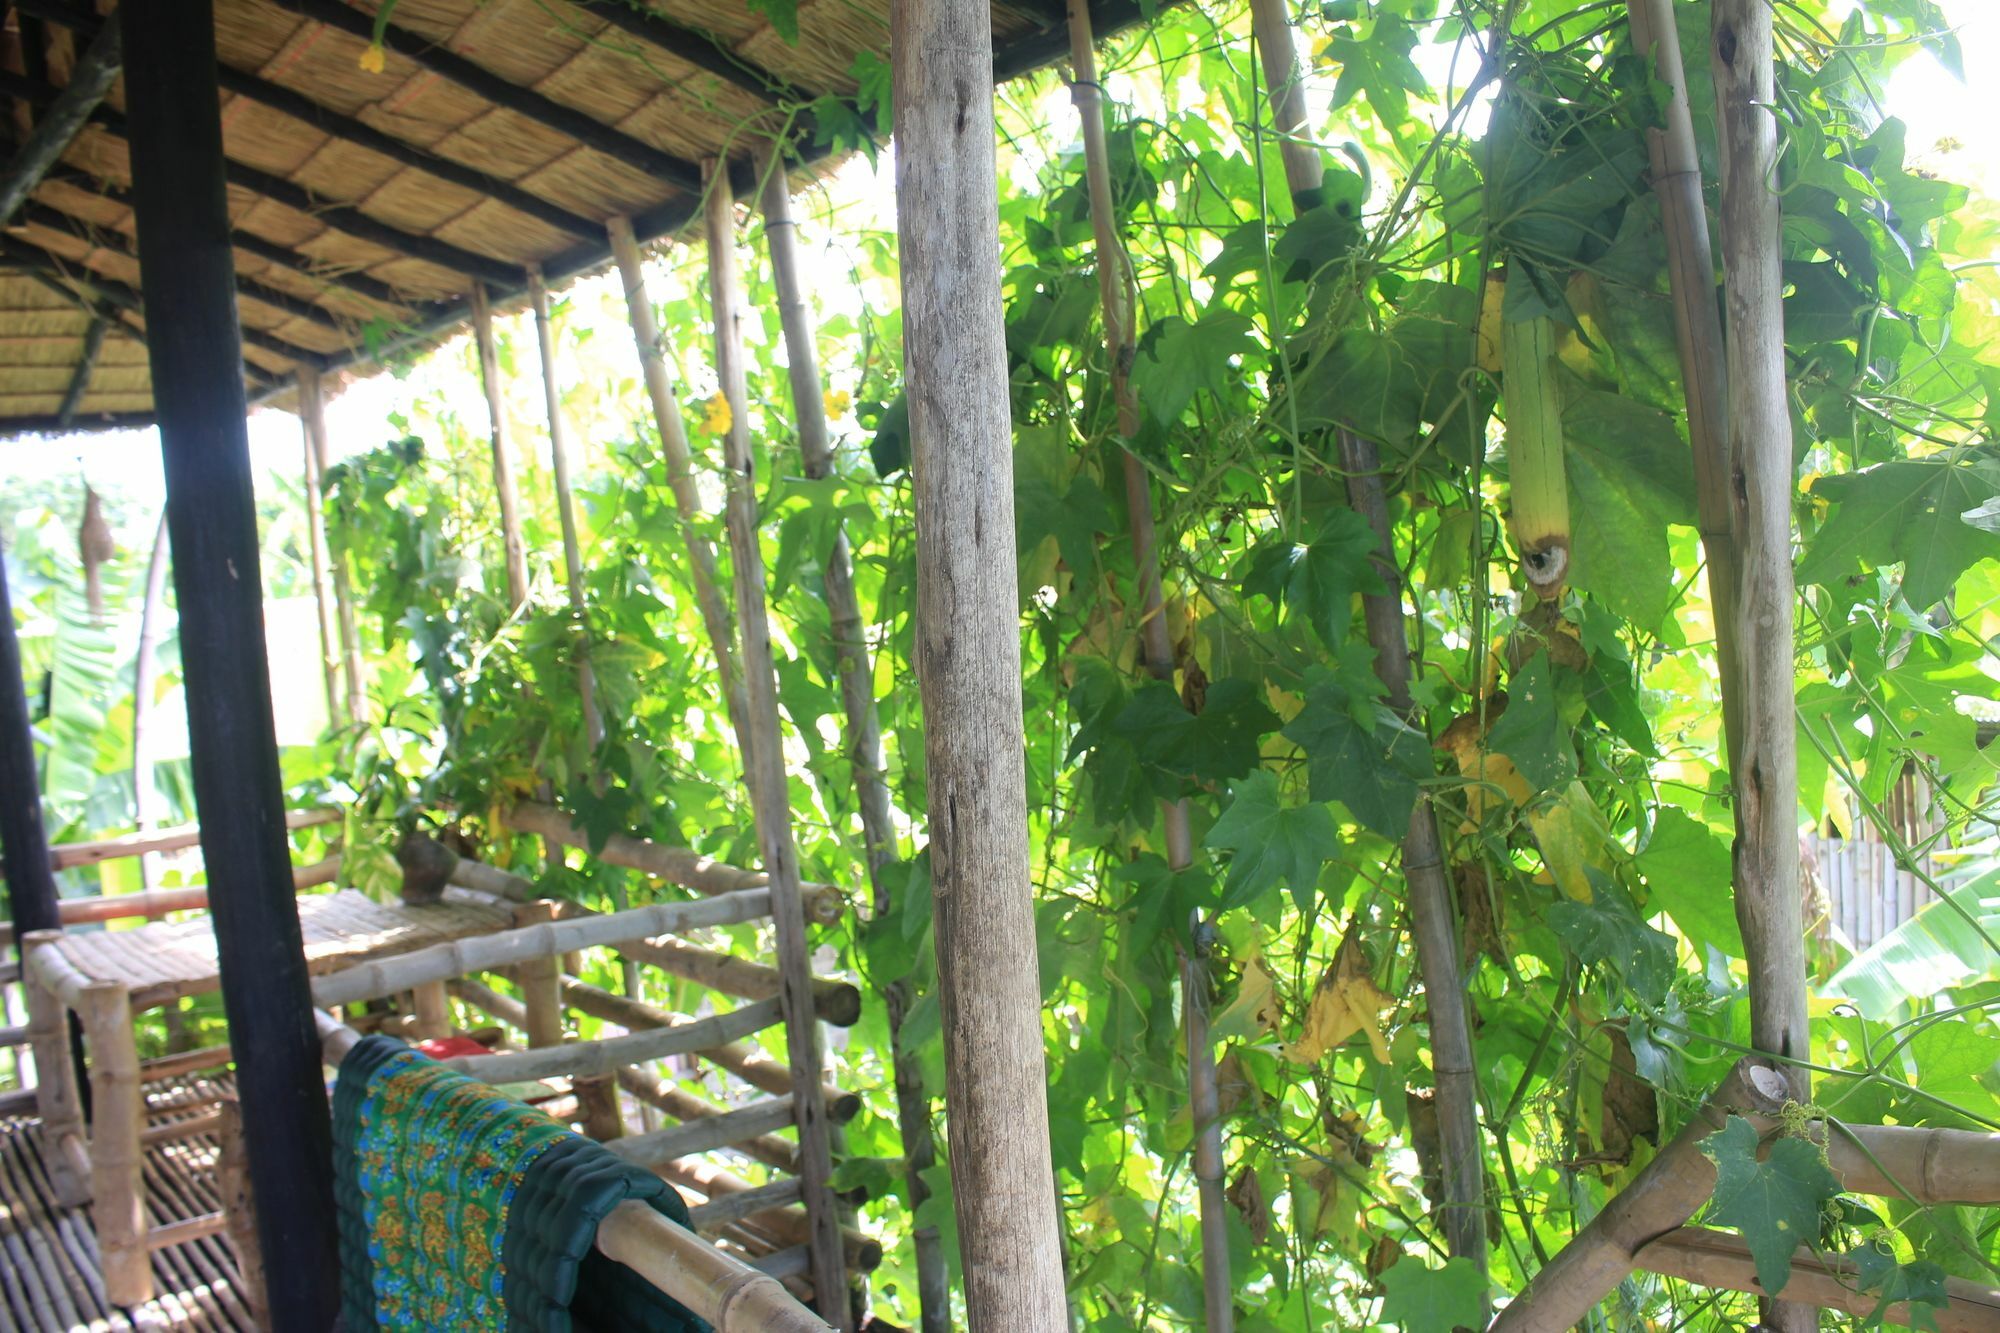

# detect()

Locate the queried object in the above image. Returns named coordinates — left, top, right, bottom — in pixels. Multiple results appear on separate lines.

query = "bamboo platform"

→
left=0, top=1075, right=254, bottom=1332
left=48, top=888, right=513, bottom=1010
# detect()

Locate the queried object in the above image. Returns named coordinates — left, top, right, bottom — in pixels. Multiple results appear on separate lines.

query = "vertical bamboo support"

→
left=1066, top=8, right=1226, bottom=1323
left=575, top=1073, right=626, bottom=1142
left=411, top=979, right=451, bottom=1041
left=1627, top=0, right=1740, bottom=770
left=469, top=282, right=531, bottom=611
left=22, top=933, right=82, bottom=1179
left=1714, top=3, right=1811, bottom=1325
left=81, top=980, right=150, bottom=1307
left=607, top=216, right=754, bottom=759
left=527, top=265, right=605, bottom=752
left=705, top=159, right=850, bottom=1332
left=760, top=157, right=949, bottom=1332
left=1249, top=0, right=1488, bottom=1282
left=300, top=364, right=366, bottom=726
left=297, top=370, right=343, bottom=729
left=514, top=901, right=566, bottom=1051
left=131, top=515, right=172, bottom=890
left=217, top=1097, right=269, bottom=1328
left=892, top=0, right=1071, bottom=1324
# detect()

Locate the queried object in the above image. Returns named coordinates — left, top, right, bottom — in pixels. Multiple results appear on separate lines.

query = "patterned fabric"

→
left=332, top=1034, right=708, bottom=1333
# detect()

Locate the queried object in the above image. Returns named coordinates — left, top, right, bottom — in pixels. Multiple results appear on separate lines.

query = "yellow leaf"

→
left=1282, top=931, right=1394, bottom=1064
left=823, top=388, right=850, bottom=420
left=1211, top=957, right=1280, bottom=1043
left=701, top=391, right=733, bottom=436
left=1528, top=782, right=1616, bottom=903
left=1476, top=272, right=1505, bottom=373
left=358, top=41, right=386, bottom=74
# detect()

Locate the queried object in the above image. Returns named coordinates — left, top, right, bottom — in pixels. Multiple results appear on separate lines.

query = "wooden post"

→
left=513, top=901, right=566, bottom=1050
left=296, top=370, right=344, bottom=728
left=1628, top=0, right=1739, bottom=770
left=120, top=4, right=340, bottom=1323
left=299, top=364, right=366, bottom=726
left=706, top=159, right=850, bottom=1331
left=410, top=979, right=451, bottom=1041
left=469, top=282, right=531, bottom=610
left=892, top=1, right=1070, bottom=1325
left=21, top=932, right=82, bottom=1200
left=0, top=547, right=59, bottom=945
left=526, top=264, right=604, bottom=751
left=606, top=215, right=753, bottom=759
left=0, top=16, right=118, bottom=227
left=216, top=1097, right=270, bottom=1328
left=1713, top=3, right=1811, bottom=1326
left=79, top=980, right=149, bottom=1306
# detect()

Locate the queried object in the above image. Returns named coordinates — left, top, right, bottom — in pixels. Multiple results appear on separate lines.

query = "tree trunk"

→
left=892, top=0, right=1070, bottom=1324
left=1713, top=3, right=1812, bottom=1326
left=705, top=161, right=851, bottom=1330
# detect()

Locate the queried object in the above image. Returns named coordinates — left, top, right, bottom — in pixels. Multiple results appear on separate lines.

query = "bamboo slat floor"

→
left=0, top=1074, right=255, bottom=1332
left=49, top=888, right=513, bottom=1010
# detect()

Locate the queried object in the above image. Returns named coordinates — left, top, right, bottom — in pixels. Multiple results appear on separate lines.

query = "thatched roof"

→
left=0, top=0, right=1144, bottom=435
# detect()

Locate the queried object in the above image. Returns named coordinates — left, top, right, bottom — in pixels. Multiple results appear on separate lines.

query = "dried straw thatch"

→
left=0, top=0, right=1146, bottom=435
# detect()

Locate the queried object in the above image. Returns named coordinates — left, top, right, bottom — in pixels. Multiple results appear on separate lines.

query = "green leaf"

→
left=1377, top=1256, right=1488, bottom=1331
left=1700, top=1116, right=1842, bottom=1297
left=1113, top=677, right=1276, bottom=791
left=1547, top=891, right=1676, bottom=1005
left=1563, top=389, right=1697, bottom=632
left=1132, top=310, right=1256, bottom=426
left=1634, top=808, right=1745, bottom=957
left=1907, top=1019, right=2000, bottom=1124
left=1017, top=473, right=1115, bottom=580
left=1800, top=460, right=2000, bottom=607
left=747, top=0, right=799, bottom=43
left=1487, top=651, right=1574, bottom=794
left=1325, top=16, right=1428, bottom=129
left=1240, top=509, right=1384, bottom=649
left=1205, top=771, right=1341, bottom=913
left=1282, top=675, right=1429, bottom=839
left=1827, top=870, right=2000, bottom=1014
left=1851, top=1240, right=1949, bottom=1331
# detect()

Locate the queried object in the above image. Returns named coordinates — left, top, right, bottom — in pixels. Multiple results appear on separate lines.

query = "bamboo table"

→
left=20, top=889, right=512, bottom=1307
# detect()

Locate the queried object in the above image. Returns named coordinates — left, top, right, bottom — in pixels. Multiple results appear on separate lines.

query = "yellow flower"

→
left=701, top=391, right=732, bottom=436
left=823, top=388, right=850, bottom=420
left=358, top=41, right=386, bottom=74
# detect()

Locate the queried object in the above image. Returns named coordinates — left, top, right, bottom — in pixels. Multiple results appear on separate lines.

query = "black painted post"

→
left=120, top=3, right=339, bottom=1326
left=0, top=544, right=59, bottom=948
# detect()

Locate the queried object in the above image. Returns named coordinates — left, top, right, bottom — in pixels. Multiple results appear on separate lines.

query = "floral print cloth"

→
left=332, top=1033, right=707, bottom=1332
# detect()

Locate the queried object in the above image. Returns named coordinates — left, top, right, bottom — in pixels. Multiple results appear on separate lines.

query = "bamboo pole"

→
left=761, top=151, right=950, bottom=1333
left=310, top=889, right=774, bottom=1007
left=501, top=800, right=847, bottom=923
left=49, top=806, right=339, bottom=869
left=217, top=1097, right=270, bottom=1329
left=576, top=979, right=861, bottom=1120
left=1489, top=1059, right=1791, bottom=1331
left=617, top=1066, right=804, bottom=1173
left=296, top=372, right=343, bottom=729
left=131, top=512, right=173, bottom=890
left=527, top=263, right=604, bottom=752
left=687, top=1175, right=806, bottom=1232
left=892, top=0, right=1069, bottom=1324
left=1634, top=1228, right=2000, bottom=1332
left=1626, top=0, right=1738, bottom=769
left=1246, top=0, right=1488, bottom=1278
left=299, top=364, right=366, bottom=725
left=410, top=979, right=451, bottom=1042
left=441, top=998, right=784, bottom=1083
left=80, top=980, right=151, bottom=1306
left=606, top=214, right=753, bottom=759
left=469, top=281, right=531, bottom=610
left=21, top=931, right=82, bottom=1198
left=617, top=936, right=861, bottom=1025
left=705, top=159, right=849, bottom=1329
left=1713, top=3, right=1811, bottom=1324
left=607, top=1094, right=796, bottom=1166
left=516, top=901, right=567, bottom=1049
left=1065, top=8, right=1229, bottom=1322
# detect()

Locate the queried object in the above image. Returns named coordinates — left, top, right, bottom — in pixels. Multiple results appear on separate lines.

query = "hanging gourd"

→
left=1502, top=303, right=1571, bottom=602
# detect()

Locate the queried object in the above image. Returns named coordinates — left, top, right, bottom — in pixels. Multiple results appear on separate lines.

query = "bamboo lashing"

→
left=309, top=889, right=774, bottom=1007
left=439, top=999, right=785, bottom=1083
left=313, top=1012, right=829, bottom=1331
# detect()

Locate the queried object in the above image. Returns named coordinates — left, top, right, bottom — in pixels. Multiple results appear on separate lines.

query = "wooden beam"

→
left=53, top=312, right=102, bottom=427
left=0, top=545, right=59, bottom=947
left=892, top=0, right=1071, bottom=1327
left=0, top=13, right=117, bottom=227
left=267, top=0, right=704, bottom=192
left=15, top=0, right=603, bottom=241
left=120, top=4, right=339, bottom=1323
